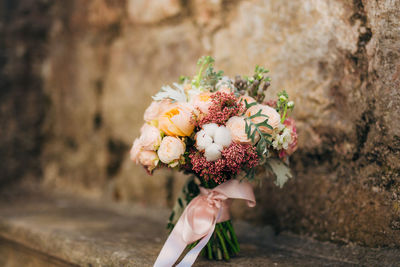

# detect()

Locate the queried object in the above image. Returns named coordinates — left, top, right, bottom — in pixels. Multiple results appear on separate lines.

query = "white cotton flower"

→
left=213, top=126, right=232, bottom=148
left=203, top=123, right=219, bottom=138
left=204, top=143, right=223, bottom=161
left=195, top=130, right=213, bottom=151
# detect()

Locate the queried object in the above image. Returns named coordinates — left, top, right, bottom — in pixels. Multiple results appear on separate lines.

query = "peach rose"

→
left=239, top=95, right=256, bottom=106
left=226, top=116, right=259, bottom=144
left=246, top=104, right=280, bottom=134
left=158, top=104, right=194, bottom=136
left=190, top=92, right=213, bottom=114
left=139, top=124, right=161, bottom=150
left=157, top=136, right=185, bottom=164
left=144, top=100, right=173, bottom=122
left=130, top=138, right=142, bottom=164
left=139, top=150, right=159, bottom=171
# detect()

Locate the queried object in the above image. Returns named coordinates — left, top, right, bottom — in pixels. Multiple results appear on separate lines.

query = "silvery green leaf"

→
left=267, top=158, right=293, bottom=188
left=152, top=83, right=187, bottom=102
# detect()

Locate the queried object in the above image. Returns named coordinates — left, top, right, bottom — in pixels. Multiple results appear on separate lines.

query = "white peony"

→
left=213, top=126, right=232, bottom=148
left=204, top=143, right=223, bottom=161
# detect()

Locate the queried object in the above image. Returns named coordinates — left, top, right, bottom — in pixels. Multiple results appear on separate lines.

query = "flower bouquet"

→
left=130, top=56, right=298, bottom=266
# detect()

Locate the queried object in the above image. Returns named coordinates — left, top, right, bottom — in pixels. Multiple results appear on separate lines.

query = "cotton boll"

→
left=203, top=123, right=219, bottom=139
left=195, top=130, right=213, bottom=151
left=204, top=143, right=223, bottom=161
left=213, top=126, right=232, bottom=148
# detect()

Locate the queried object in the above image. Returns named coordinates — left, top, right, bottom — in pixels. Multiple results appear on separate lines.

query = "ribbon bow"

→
left=154, top=179, right=256, bottom=267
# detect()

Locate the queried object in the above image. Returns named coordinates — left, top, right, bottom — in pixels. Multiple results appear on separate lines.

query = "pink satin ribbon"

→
left=154, top=179, right=256, bottom=267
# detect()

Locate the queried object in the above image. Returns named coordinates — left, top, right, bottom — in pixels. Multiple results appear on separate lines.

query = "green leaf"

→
left=244, top=100, right=257, bottom=109
left=267, top=158, right=293, bottom=188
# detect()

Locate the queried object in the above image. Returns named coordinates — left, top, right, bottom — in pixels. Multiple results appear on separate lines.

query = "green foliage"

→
left=193, top=56, right=223, bottom=89
left=201, top=66, right=224, bottom=91
left=244, top=65, right=272, bottom=102
left=276, top=90, right=294, bottom=123
left=179, top=75, right=190, bottom=83
left=243, top=100, right=273, bottom=180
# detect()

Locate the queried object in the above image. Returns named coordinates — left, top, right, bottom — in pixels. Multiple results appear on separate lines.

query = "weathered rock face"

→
left=0, top=0, right=53, bottom=186
left=3, top=0, right=399, bottom=246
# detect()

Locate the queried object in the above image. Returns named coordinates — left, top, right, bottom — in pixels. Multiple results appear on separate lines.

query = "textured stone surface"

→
left=2, top=0, right=400, bottom=247
left=0, top=0, right=53, bottom=186
left=127, top=0, right=181, bottom=24
left=0, top=188, right=399, bottom=267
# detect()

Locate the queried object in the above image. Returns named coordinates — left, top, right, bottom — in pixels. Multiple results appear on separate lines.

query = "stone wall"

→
left=2, top=0, right=399, bottom=247
left=0, top=0, right=52, bottom=186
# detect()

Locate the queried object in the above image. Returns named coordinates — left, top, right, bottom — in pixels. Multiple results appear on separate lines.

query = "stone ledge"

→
left=0, top=188, right=399, bottom=267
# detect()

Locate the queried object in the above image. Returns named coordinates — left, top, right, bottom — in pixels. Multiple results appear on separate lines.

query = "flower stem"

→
left=226, top=221, right=240, bottom=252
left=281, top=102, right=288, bottom=123
left=207, top=242, right=213, bottom=260
left=219, top=223, right=239, bottom=254
left=215, top=225, right=230, bottom=260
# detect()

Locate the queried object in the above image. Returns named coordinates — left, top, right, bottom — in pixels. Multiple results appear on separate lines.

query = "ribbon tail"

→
left=175, top=223, right=215, bottom=267
left=153, top=224, right=187, bottom=267
left=176, top=206, right=222, bottom=267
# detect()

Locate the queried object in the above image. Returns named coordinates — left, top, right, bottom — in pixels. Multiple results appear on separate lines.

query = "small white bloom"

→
left=213, top=126, right=232, bottom=148
left=203, top=123, right=219, bottom=138
left=204, top=143, right=223, bottom=161
left=195, top=130, right=213, bottom=151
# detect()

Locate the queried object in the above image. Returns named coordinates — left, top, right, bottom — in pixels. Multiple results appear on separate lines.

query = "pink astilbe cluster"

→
left=189, top=143, right=259, bottom=184
left=263, top=99, right=277, bottom=109
left=198, top=92, right=244, bottom=127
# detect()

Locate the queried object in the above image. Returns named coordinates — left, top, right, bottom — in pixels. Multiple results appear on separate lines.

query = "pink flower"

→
left=282, top=118, right=298, bottom=156
left=157, top=136, right=185, bottom=164
left=190, top=92, right=213, bottom=114
left=143, top=100, right=173, bottom=122
left=246, top=104, right=280, bottom=134
left=130, top=138, right=142, bottom=164
left=226, top=116, right=259, bottom=144
left=139, top=123, right=161, bottom=150
left=158, top=104, right=195, bottom=136
left=139, top=150, right=159, bottom=171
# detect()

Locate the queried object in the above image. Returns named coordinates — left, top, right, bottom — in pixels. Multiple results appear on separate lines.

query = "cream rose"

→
left=157, top=136, right=185, bottom=164
left=139, top=150, right=159, bottom=171
left=158, top=104, right=194, bottom=136
left=226, top=116, right=259, bottom=144
left=139, top=123, right=161, bottom=150
left=130, top=138, right=142, bottom=164
left=246, top=104, right=280, bottom=134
